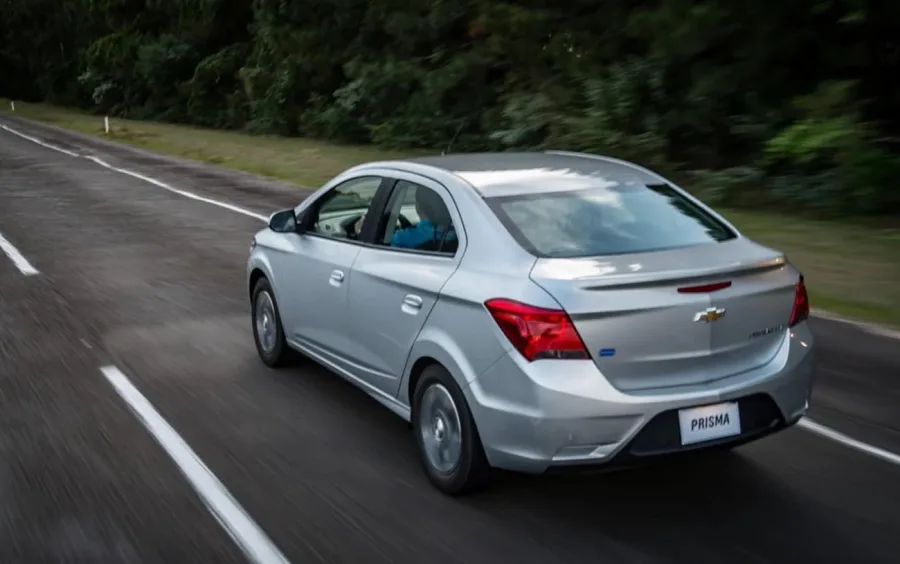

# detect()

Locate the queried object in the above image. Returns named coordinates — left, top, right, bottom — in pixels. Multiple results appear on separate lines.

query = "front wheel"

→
left=251, top=278, right=297, bottom=368
left=412, top=364, right=491, bottom=495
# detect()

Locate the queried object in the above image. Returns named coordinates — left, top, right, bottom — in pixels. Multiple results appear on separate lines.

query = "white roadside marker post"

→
left=104, top=116, right=110, bottom=134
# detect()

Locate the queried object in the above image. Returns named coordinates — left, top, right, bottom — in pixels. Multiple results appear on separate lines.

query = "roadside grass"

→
left=3, top=100, right=898, bottom=328
left=0, top=101, right=418, bottom=186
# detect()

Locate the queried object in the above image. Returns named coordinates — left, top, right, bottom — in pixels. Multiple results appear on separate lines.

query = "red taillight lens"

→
left=484, top=298, right=589, bottom=361
left=789, top=277, right=809, bottom=327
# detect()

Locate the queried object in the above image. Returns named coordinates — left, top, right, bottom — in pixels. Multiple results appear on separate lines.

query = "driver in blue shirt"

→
left=390, top=188, right=456, bottom=249
left=355, top=188, right=456, bottom=249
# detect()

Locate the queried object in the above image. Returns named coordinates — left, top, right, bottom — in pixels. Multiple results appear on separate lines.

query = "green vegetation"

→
left=1, top=2, right=898, bottom=325
left=3, top=101, right=898, bottom=327
left=3, top=1, right=900, bottom=216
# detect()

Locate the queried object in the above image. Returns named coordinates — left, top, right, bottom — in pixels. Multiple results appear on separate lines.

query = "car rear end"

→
left=461, top=167, right=815, bottom=473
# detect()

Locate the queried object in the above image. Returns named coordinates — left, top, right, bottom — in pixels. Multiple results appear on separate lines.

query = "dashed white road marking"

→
left=99, top=365, right=292, bottom=564
left=1, top=124, right=80, bottom=157
left=3, top=121, right=900, bottom=470
left=0, top=231, right=39, bottom=275
left=798, top=418, right=900, bottom=467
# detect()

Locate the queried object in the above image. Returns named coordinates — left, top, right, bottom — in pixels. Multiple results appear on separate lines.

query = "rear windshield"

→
left=485, top=184, right=736, bottom=258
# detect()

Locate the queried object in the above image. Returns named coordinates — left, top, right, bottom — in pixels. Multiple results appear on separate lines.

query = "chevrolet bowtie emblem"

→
left=694, top=307, right=726, bottom=323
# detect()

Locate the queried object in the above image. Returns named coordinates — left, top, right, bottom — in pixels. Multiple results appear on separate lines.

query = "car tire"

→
left=412, top=364, right=491, bottom=495
left=251, top=277, right=297, bottom=368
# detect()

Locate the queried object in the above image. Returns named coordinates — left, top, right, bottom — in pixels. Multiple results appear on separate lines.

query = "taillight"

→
left=789, top=276, right=809, bottom=327
left=484, top=298, right=589, bottom=361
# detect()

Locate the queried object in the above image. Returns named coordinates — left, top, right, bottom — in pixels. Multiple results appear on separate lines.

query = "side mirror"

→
left=267, top=209, right=298, bottom=233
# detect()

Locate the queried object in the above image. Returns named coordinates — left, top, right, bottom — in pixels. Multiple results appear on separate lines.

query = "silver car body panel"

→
left=247, top=151, right=816, bottom=473
left=345, top=170, right=465, bottom=398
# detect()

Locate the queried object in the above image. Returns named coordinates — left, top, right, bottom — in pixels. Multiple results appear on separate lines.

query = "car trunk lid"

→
left=530, top=239, right=798, bottom=392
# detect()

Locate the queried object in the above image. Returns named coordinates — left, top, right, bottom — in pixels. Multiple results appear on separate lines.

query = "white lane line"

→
left=1, top=124, right=80, bottom=157
left=85, top=156, right=268, bottom=221
left=798, top=418, right=900, bottom=467
left=0, top=231, right=39, bottom=275
left=811, top=308, right=900, bottom=341
left=0, top=124, right=267, bottom=221
left=99, top=365, right=291, bottom=564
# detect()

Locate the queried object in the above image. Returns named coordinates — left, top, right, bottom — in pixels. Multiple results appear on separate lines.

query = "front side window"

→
left=309, top=176, right=382, bottom=240
left=486, top=183, right=736, bottom=258
left=374, top=180, right=457, bottom=254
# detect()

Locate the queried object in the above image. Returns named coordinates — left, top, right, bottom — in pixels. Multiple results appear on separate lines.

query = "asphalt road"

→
left=1, top=116, right=900, bottom=564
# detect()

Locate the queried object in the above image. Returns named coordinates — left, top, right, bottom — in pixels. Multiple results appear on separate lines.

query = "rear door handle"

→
left=402, top=294, right=423, bottom=313
left=329, top=269, right=344, bottom=286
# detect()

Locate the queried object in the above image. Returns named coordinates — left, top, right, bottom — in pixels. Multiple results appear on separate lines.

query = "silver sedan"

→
left=246, top=151, right=816, bottom=495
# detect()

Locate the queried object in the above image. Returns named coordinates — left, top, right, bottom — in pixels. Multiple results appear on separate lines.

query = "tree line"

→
left=2, top=0, right=899, bottom=216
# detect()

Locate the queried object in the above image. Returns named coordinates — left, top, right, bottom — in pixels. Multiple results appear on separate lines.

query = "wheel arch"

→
left=247, top=251, right=278, bottom=303
left=249, top=267, right=267, bottom=301
left=400, top=337, right=482, bottom=409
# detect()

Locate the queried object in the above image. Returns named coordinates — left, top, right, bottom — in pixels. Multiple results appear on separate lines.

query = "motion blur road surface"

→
left=2, top=115, right=900, bottom=564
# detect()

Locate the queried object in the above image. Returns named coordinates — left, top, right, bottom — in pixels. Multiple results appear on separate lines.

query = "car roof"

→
left=405, top=151, right=664, bottom=197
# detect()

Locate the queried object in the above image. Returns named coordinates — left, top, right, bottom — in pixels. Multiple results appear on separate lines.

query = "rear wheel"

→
left=412, top=364, right=491, bottom=495
left=251, top=277, right=297, bottom=367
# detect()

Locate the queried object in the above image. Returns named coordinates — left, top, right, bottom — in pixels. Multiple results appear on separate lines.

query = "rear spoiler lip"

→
left=531, top=256, right=787, bottom=289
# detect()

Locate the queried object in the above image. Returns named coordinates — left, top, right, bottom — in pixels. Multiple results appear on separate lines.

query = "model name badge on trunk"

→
left=749, top=324, right=786, bottom=339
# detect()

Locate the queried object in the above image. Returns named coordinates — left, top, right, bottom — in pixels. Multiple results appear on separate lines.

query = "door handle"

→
left=403, top=294, right=423, bottom=309
left=329, top=270, right=344, bottom=286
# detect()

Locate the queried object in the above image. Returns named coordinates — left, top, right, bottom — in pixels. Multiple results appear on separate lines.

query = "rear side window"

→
left=374, top=180, right=458, bottom=255
left=485, top=184, right=736, bottom=258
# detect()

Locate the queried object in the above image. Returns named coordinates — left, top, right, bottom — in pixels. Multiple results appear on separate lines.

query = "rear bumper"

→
left=464, top=325, right=815, bottom=474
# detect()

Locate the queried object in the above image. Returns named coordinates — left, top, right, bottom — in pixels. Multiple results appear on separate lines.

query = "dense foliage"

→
left=2, top=0, right=899, bottom=216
